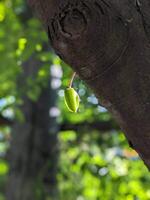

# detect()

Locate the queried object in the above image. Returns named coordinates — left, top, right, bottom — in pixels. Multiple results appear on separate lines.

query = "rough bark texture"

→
left=6, top=57, right=59, bottom=200
left=28, top=0, right=150, bottom=169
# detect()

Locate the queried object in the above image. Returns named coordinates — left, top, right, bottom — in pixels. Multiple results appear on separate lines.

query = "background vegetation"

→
left=0, top=0, right=149, bottom=199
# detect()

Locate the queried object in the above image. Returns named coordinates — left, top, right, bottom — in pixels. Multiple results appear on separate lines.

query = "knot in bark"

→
left=59, top=8, right=87, bottom=38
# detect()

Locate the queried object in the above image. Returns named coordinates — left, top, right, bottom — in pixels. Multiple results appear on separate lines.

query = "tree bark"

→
left=29, top=0, right=150, bottom=169
left=6, top=57, right=59, bottom=200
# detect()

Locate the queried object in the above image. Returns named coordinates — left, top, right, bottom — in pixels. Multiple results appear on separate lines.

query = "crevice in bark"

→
left=134, top=0, right=150, bottom=42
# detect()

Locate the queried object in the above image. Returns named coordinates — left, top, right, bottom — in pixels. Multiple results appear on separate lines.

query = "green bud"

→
left=64, top=87, right=80, bottom=112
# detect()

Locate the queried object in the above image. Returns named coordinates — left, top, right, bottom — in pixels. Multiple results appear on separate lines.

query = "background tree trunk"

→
left=6, top=57, right=59, bottom=200
left=29, top=0, right=150, bottom=169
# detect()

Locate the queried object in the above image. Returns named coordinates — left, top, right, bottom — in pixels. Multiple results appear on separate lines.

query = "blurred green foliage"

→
left=58, top=131, right=150, bottom=200
left=0, top=0, right=149, bottom=200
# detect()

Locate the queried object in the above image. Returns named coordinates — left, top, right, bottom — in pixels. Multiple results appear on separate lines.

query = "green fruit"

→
left=64, top=87, right=80, bottom=112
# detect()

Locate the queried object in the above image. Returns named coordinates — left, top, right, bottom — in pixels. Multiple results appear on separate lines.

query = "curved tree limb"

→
left=28, top=0, right=150, bottom=169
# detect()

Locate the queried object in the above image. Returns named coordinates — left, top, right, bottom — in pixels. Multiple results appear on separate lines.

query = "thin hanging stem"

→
left=68, top=72, right=76, bottom=88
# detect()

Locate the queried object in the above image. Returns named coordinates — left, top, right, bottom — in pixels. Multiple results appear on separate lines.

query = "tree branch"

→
left=60, top=121, right=120, bottom=133
left=29, top=0, right=150, bottom=169
left=0, top=115, right=12, bottom=126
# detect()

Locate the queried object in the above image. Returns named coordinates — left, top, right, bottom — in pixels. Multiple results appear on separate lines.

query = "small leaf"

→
left=64, top=87, right=80, bottom=112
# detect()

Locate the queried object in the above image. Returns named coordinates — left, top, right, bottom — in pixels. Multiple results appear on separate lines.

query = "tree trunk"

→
left=29, top=0, right=150, bottom=169
left=6, top=57, right=59, bottom=200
